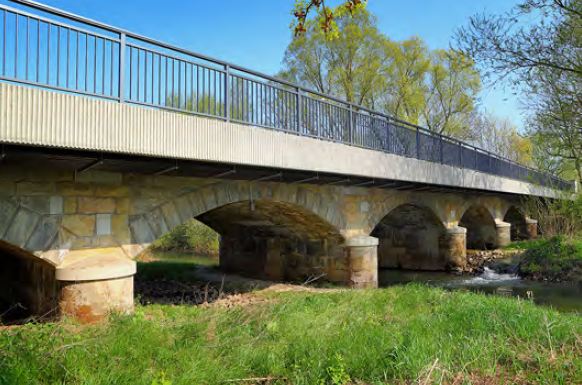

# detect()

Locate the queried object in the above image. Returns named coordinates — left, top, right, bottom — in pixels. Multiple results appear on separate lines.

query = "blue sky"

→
left=2, top=0, right=524, bottom=129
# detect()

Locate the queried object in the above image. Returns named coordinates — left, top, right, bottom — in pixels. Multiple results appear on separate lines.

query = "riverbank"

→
left=504, top=237, right=582, bottom=283
left=2, top=254, right=581, bottom=384
left=1, top=283, right=581, bottom=384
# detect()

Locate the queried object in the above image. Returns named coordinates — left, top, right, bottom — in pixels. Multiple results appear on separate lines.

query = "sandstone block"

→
left=25, top=215, right=61, bottom=252
left=64, top=197, right=77, bottom=214
left=111, top=215, right=131, bottom=245
left=115, top=198, right=130, bottom=214
left=17, top=182, right=56, bottom=196
left=56, top=182, right=95, bottom=196
left=78, top=197, right=116, bottom=214
left=4, top=208, right=39, bottom=247
left=62, top=215, right=95, bottom=237
left=0, top=199, right=19, bottom=236
left=128, top=215, right=155, bottom=244
left=94, top=185, right=129, bottom=198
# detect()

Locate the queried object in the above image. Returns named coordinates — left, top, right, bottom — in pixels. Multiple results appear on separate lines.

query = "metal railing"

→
left=0, top=0, right=574, bottom=191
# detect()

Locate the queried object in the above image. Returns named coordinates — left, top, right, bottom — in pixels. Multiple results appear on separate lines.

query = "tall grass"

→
left=1, top=286, right=580, bottom=384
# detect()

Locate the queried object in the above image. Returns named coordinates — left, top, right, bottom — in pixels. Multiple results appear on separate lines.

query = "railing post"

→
left=459, top=142, right=463, bottom=168
left=439, top=136, right=443, bottom=163
left=386, top=119, right=391, bottom=152
left=416, top=128, right=420, bottom=159
left=474, top=148, right=477, bottom=170
left=296, top=87, right=301, bottom=134
left=349, top=104, right=354, bottom=144
left=118, top=32, right=126, bottom=103
left=225, top=64, right=230, bottom=121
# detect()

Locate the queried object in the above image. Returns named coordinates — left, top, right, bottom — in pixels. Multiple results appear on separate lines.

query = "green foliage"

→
left=150, top=220, right=219, bottom=256
left=325, top=354, right=351, bottom=385
left=280, top=8, right=481, bottom=139
left=524, top=194, right=582, bottom=237
left=518, top=236, right=582, bottom=282
left=1, top=286, right=580, bottom=384
left=455, top=0, right=581, bottom=181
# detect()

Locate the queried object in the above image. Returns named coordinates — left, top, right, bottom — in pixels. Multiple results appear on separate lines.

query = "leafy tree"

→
left=468, top=112, right=534, bottom=164
left=379, top=37, right=430, bottom=125
left=279, top=9, right=384, bottom=105
left=422, top=49, right=481, bottom=137
left=280, top=10, right=480, bottom=139
left=455, top=0, right=581, bottom=179
left=291, top=0, right=367, bottom=38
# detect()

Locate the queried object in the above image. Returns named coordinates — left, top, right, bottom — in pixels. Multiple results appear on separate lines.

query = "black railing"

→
left=0, top=0, right=574, bottom=191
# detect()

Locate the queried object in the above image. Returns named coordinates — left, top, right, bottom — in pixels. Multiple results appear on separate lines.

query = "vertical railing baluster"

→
left=84, top=33, right=88, bottom=91
left=37, top=19, right=40, bottom=82
left=225, top=64, right=230, bottom=121
left=416, top=128, right=420, bottom=159
left=348, top=104, right=353, bottom=144
left=25, top=16, right=29, bottom=80
left=137, top=49, right=141, bottom=102
left=14, top=13, right=18, bottom=78
left=474, top=148, right=477, bottom=170
left=2, top=10, right=6, bottom=77
left=66, top=28, right=70, bottom=88
left=57, top=26, right=61, bottom=86
left=296, top=88, right=301, bottom=134
left=118, top=32, right=125, bottom=102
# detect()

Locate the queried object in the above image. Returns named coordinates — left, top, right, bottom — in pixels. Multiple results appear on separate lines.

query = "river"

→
left=379, top=267, right=582, bottom=314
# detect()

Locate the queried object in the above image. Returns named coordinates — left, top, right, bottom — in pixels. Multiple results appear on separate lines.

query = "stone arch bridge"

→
left=0, top=164, right=543, bottom=321
left=0, top=0, right=573, bottom=321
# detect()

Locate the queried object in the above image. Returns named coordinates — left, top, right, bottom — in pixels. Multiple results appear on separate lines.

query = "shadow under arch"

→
left=371, top=203, right=450, bottom=271
left=459, top=204, right=497, bottom=249
left=0, top=240, right=58, bottom=324
left=194, top=199, right=346, bottom=282
left=503, top=206, right=528, bottom=241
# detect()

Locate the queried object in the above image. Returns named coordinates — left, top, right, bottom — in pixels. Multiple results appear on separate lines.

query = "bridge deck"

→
left=0, top=0, right=573, bottom=197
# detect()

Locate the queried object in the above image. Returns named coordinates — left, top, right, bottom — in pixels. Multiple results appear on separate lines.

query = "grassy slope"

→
left=504, top=237, right=582, bottom=282
left=1, top=286, right=580, bottom=385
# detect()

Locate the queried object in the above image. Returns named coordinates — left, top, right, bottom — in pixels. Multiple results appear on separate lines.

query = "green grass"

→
left=503, top=238, right=550, bottom=251
left=136, top=251, right=218, bottom=282
left=1, top=286, right=580, bottom=385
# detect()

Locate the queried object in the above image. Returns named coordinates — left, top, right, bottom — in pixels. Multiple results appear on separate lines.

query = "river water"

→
left=379, top=267, right=582, bottom=314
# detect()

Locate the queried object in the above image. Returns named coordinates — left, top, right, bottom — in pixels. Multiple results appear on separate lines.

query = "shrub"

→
left=150, top=220, right=219, bottom=256
left=518, top=236, right=582, bottom=281
left=524, top=194, right=582, bottom=237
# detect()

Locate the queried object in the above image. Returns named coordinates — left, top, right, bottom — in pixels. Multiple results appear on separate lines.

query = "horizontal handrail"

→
left=0, top=0, right=574, bottom=191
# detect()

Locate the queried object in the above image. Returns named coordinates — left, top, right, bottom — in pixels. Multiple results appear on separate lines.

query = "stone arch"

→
left=129, top=181, right=345, bottom=251
left=130, top=182, right=348, bottom=282
left=503, top=206, right=528, bottom=241
left=459, top=204, right=498, bottom=249
left=0, top=240, right=58, bottom=323
left=371, top=203, right=452, bottom=270
left=367, top=195, right=449, bottom=236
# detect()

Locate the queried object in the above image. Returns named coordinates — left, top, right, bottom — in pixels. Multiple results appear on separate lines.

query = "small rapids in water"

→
left=461, top=267, right=520, bottom=285
left=379, top=267, right=582, bottom=313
